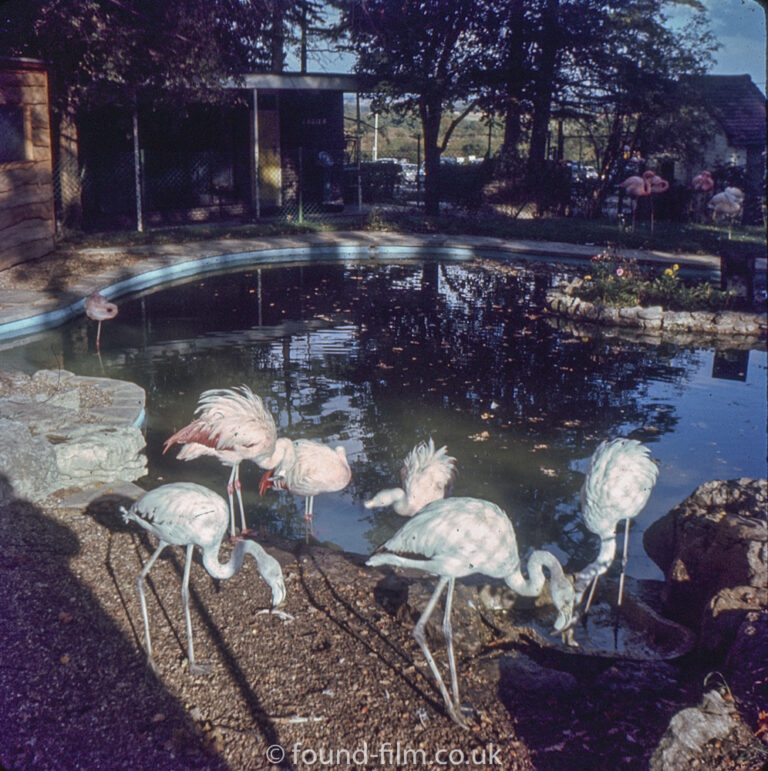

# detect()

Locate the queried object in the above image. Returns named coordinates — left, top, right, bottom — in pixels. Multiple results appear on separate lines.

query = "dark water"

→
left=3, top=259, right=766, bottom=582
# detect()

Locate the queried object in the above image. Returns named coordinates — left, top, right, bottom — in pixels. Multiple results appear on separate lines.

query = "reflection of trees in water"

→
left=85, top=261, right=703, bottom=550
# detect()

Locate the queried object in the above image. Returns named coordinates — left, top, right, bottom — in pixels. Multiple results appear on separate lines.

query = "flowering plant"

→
left=576, top=253, right=733, bottom=310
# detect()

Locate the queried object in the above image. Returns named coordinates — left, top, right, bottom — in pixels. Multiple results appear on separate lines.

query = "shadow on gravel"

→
left=0, top=477, right=228, bottom=770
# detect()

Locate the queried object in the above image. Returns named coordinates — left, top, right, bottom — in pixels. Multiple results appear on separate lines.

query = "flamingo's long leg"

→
left=95, top=320, right=103, bottom=351
left=136, top=541, right=168, bottom=674
left=233, top=463, right=247, bottom=532
left=226, top=465, right=238, bottom=537
left=181, top=543, right=211, bottom=675
left=617, top=518, right=631, bottom=607
left=412, top=576, right=468, bottom=729
left=442, top=577, right=461, bottom=707
left=582, top=574, right=600, bottom=618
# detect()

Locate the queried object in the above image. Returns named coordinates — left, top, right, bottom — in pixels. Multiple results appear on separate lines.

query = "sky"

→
left=299, top=1, right=767, bottom=95
left=667, top=0, right=767, bottom=94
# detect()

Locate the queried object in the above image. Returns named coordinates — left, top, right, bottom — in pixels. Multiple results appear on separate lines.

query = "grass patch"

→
left=57, top=209, right=766, bottom=267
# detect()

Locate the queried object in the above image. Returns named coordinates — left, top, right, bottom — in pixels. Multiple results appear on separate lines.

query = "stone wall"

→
left=0, top=58, right=55, bottom=270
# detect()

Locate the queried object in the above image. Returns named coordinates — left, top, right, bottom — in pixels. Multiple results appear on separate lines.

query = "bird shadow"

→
left=86, top=490, right=293, bottom=768
left=293, top=546, right=451, bottom=720
left=0, top=476, right=229, bottom=768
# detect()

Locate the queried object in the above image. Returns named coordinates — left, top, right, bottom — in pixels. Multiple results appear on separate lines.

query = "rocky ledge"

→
left=545, top=281, right=767, bottom=339
left=0, top=369, right=147, bottom=504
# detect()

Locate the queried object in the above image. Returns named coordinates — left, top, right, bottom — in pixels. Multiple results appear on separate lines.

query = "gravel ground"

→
left=1, top=244, right=766, bottom=769
left=1, top=488, right=765, bottom=771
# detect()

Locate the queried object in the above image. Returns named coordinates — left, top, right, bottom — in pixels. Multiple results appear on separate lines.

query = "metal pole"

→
left=252, top=88, right=260, bottom=219
left=373, top=112, right=378, bottom=162
left=298, top=146, right=303, bottom=223
left=356, top=92, right=362, bottom=211
left=132, top=100, right=143, bottom=232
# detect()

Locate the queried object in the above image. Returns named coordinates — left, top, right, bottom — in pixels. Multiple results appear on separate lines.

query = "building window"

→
left=0, top=105, right=27, bottom=163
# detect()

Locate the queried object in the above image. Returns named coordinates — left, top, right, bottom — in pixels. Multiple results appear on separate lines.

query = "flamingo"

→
left=121, top=482, right=292, bottom=675
left=709, top=186, right=744, bottom=219
left=367, top=497, right=574, bottom=728
left=163, top=386, right=277, bottom=538
left=618, top=170, right=668, bottom=231
left=572, top=438, right=659, bottom=618
left=691, top=170, right=714, bottom=193
left=84, top=291, right=118, bottom=351
left=364, top=438, right=456, bottom=516
left=259, top=437, right=351, bottom=537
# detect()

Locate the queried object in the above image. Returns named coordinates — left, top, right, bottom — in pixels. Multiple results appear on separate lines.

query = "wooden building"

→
left=0, top=57, right=55, bottom=269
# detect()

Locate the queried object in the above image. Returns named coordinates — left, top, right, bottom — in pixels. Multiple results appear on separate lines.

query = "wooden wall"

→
left=0, top=59, right=55, bottom=270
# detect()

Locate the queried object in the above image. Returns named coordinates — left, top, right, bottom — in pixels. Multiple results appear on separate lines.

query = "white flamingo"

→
left=163, top=386, right=277, bottom=538
left=84, top=291, right=118, bottom=351
left=573, top=438, right=659, bottom=617
left=259, top=438, right=352, bottom=535
left=364, top=438, right=456, bottom=516
left=121, top=482, right=292, bottom=675
left=709, top=186, right=744, bottom=237
left=367, top=497, right=574, bottom=728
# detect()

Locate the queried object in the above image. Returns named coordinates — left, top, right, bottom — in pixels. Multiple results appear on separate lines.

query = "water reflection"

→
left=2, top=259, right=766, bottom=582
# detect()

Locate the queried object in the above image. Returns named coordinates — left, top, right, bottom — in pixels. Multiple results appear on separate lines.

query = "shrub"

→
left=576, top=249, right=734, bottom=311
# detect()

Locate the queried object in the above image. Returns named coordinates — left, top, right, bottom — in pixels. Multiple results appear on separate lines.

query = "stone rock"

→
left=699, top=585, right=768, bottom=656
left=643, top=479, right=767, bottom=629
left=0, top=417, right=59, bottom=503
left=638, top=305, right=663, bottom=320
left=0, top=369, right=147, bottom=502
left=649, top=690, right=738, bottom=771
left=49, top=424, right=148, bottom=489
left=724, top=610, right=768, bottom=728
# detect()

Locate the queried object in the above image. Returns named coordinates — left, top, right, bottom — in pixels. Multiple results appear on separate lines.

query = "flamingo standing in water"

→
left=84, top=291, right=118, bottom=351
left=121, top=482, right=291, bottom=675
left=367, top=497, right=574, bottom=728
left=164, top=386, right=277, bottom=538
left=364, top=438, right=456, bottom=517
left=259, top=438, right=351, bottom=537
left=572, top=438, right=659, bottom=619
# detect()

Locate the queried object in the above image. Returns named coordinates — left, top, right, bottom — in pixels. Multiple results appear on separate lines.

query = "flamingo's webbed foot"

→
left=255, top=608, right=294, bottom=623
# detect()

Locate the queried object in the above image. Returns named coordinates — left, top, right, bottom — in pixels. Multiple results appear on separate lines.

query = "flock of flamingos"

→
left=618, top=167, right=744, bottom=230
left=76, top=171, right=744, bottom=723
left=108, top=384, right=659, bottom=728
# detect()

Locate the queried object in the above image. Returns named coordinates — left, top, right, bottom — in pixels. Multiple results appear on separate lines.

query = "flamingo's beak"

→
left=259, top=469, right=274, bottom=495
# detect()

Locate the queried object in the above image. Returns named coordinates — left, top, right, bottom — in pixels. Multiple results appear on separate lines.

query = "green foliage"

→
left=576, top=250, right=735, bottom=311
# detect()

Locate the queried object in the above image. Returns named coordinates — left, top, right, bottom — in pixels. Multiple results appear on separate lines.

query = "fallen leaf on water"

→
left=60, top=654, right=70, bottom=664
left=58, top=611, right=73, bottom=624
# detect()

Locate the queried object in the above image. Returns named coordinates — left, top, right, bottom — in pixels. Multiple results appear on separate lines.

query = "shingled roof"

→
left=701, top=74, right=766, bottom=148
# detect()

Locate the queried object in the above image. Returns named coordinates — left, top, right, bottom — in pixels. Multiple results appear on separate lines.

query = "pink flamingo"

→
left=84, top=291, right=118, bottom=351
left=691, top=170, right=714, bottom=193
left=618, top=170, right=667, bottom=231
left=708, top=186, right=744, bottom=238
left=163, top=386, right=278, bottom=538
left=364, top=438, right=456, bottom=517
left=259, top=438, right=351, bottom=537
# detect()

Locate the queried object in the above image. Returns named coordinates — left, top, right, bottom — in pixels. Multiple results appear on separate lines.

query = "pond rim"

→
left=0, top=237, right=724, bottom=341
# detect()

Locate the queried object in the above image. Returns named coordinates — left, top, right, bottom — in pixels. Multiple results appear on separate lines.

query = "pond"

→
left=3, top=257, right=766, bottom=584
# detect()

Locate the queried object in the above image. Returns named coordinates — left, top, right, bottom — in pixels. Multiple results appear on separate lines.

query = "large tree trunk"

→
left=420, top=99, right=443, bottom=217
left=500, top=0, right=526, bottom=160
left=526, top=0, right=560, bottom=188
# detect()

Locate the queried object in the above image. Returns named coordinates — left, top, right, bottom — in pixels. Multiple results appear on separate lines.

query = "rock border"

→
left=545, top=282, right=767, bottom=339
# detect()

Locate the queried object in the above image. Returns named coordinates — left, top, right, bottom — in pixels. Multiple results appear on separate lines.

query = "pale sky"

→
left=298, top=1, right=767, bottom=95
left=668, top=0, right=767, bottom=94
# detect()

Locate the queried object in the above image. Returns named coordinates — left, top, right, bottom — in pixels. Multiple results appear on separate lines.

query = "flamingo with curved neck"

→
left=121, top=482, right=291, bottom=675
left=367, top=496, right=574, bottom=728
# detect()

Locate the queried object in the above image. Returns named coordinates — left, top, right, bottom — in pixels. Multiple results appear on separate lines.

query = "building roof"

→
left=701, top=74, right=766, bottom=148
left=233, top=72, right=358, bottom=92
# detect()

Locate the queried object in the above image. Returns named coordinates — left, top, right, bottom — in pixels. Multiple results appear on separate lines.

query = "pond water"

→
left=3, top=258, right=766, bottom=584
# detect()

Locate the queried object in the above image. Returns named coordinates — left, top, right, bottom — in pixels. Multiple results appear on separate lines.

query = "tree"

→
left=560, top=1, right=716, bottom=216
left=0, top=0, right=277, bottom=114
left=339, top=0, right=486, bottom=215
